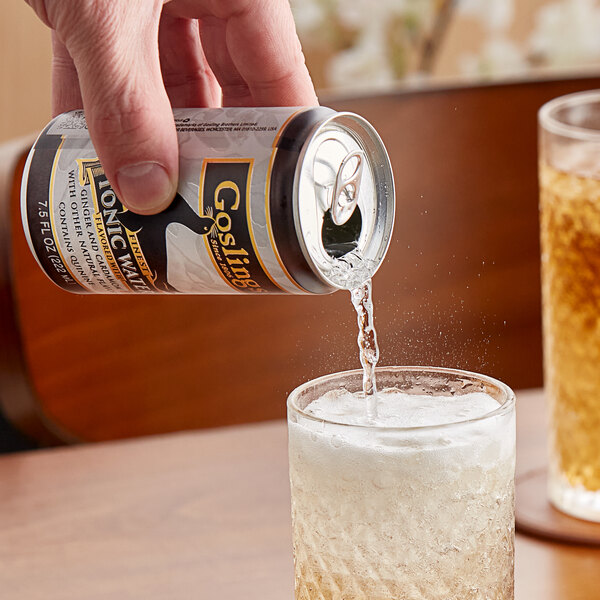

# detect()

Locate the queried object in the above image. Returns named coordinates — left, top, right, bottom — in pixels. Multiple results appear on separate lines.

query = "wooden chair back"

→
left=3, top=77, right=600, bottom=444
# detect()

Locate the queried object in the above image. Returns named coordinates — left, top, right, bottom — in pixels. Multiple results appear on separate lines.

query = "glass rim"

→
left=287, top=365, right=516, bottom=433
left=539, top=90, right=600, bottom=141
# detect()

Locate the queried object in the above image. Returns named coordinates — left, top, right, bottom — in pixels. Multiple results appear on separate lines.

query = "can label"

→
left=22, top=107, right=316, bottom=294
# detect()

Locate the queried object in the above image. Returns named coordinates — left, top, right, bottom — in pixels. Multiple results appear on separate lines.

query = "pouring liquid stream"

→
left=350, top=279, right=380, bottom=421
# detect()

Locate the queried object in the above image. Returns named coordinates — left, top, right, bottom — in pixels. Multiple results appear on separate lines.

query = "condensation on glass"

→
left=287, top=366, right=516, bottom=600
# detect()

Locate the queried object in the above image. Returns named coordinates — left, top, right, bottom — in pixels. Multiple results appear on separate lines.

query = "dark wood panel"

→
left=6, top=77, right=600, bottom=442
left=0, top=147, right=64, bottom=445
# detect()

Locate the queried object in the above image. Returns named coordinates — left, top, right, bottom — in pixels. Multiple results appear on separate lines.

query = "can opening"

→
left=321, top=206, right=362, bottom=259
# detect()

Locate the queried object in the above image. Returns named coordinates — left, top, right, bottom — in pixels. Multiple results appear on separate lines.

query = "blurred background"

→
left=293, top=0, right=600, bottom=93
left=4, top=0, right=600, bottom=142
left=3, top=0, right=600, bottom=444
left=0, top=2, right=51, bottom=142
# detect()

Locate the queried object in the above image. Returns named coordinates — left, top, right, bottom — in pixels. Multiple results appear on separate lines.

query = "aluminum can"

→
left=21, top=107, right=394, bottom=294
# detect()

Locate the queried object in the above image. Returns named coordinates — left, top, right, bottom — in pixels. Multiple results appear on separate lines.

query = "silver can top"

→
left=295, top=111, right=395, bottom=290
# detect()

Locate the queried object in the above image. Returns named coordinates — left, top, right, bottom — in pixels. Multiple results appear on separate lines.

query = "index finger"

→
left=164, top=0, right=318, bottom=106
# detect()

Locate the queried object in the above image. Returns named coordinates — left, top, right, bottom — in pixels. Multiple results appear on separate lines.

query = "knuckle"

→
left=90, top=103, right=152, bottom=145
left=162, top=68, right=210, bottom=90
left=221, top=82, right=253, bottom=104
left=25, top=1, right=52, bottom=27
left=51, top=0, right=161, bottom=52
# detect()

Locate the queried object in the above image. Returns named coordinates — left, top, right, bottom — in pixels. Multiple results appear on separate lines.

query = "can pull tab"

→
left=330, top=150, right=364, bottom=226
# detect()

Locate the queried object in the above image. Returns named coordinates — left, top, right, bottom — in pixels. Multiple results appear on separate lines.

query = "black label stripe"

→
left=269, top=107, right=337, bottom=294
left=202, top=160, right=279, bottom=294
left=88, top=171, right=158, bottom=293
left=25, top=133, right=88, bottom=293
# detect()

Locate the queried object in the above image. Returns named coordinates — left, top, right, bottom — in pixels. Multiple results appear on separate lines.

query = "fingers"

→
left=31, top=0, right=318, bottom=216
left=197, top=17, right=253, bottom=107
left=197, top=17, right=251, bottom=106
left=167, top=0, right=319, bottom=106
left=55, top=0, right=179, bottom=214
left=159, top=14, right=221, bottom=107
left=51, top=32, right=83, bottom=115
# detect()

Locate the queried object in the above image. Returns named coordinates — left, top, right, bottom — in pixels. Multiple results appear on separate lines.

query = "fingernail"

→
left=116, top=162, right=175, bottom=213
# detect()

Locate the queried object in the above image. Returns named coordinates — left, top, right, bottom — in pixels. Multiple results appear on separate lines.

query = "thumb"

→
left=60, top=1, right=178, bottom=214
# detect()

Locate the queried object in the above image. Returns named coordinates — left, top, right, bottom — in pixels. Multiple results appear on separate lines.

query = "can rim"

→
left=293, top=111, right=396, bottom=290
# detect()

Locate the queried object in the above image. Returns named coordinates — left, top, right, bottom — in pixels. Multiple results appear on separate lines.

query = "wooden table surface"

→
left=0, top=389, right=598, bottom=599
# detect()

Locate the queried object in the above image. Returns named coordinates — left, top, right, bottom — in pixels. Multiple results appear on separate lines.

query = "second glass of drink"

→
left=540, top=90, right=600, bottom=521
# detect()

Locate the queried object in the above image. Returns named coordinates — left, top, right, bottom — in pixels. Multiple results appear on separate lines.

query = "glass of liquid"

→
left=287, top=366, right=515, bottom=600
left=540, top=90, right=600, bottom=521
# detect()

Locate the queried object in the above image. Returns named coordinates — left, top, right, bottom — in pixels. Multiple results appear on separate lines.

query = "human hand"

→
left=26, top=0, right=318, bottom=214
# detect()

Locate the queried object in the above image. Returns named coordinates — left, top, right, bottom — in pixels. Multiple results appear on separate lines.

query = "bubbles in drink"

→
left=350, top=279, right=379, bottom=418
left=289, top=384, right=515, bottom=600
left=540, top=162, right=600, bottom=495
left=323, top=248, right=379, bottom=291
left=324, top=248, right=381, bottom=419
left=305, top=387, right=499, bottom=428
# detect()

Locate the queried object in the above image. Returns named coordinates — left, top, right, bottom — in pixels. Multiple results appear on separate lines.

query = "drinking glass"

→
left=540, top=90, right=600, bottom=521
left=287, top=366, right=516, bottom=600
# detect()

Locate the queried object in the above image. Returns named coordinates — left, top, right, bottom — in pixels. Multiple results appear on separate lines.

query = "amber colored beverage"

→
left=540, top=164, right=600, bottom=498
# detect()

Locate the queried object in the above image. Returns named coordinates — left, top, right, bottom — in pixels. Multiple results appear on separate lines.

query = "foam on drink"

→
left=306, top=386, right=498, bottom=426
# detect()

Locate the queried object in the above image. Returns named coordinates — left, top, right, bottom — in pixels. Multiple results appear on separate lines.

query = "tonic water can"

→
left=21, top=107, right=394, bottom=295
